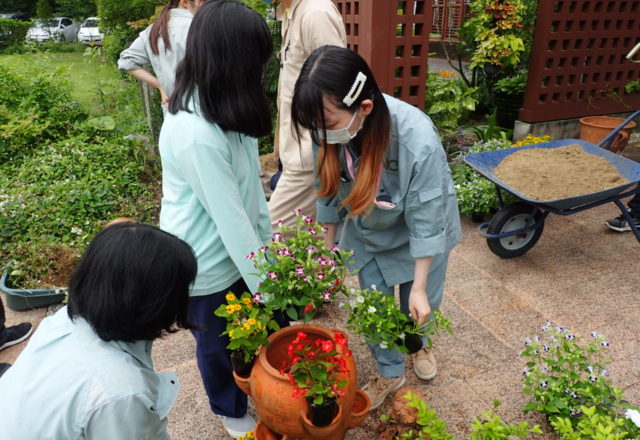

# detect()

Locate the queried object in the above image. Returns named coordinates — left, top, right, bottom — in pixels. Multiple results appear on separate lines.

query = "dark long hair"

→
left=169, top=0, right=273, bottom=138
left=67, top=222, right=197, bottom=342
left=149, top=0, right=180, bottom=56
left=291, top=46, right=391, bottom=216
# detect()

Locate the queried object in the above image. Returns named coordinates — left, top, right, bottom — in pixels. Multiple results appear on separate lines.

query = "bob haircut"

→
left=169, top=0, right=273, bottom=138
left=291, top=45, right=391, bottom=216
left=67, top=222, right=197, bottom=342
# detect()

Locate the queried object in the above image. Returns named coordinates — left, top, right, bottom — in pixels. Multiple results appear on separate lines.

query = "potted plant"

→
left=286, top=330, right=350, bottom=427
left=0, top=266, right=67, bottom=311
left=493, top=69, right=528, bottom=128
left=233, top=324, right=370, bottom=439
left=250, top=210, right=353, bottom=322
left=344, top=288, right=453, bottom=354
left=214, top=292, right=280, bottom=377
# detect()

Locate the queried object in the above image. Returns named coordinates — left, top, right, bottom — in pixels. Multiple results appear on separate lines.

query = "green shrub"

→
left=0, top=19, right=32, bottom=52
left=425, top=71, right=477, bottom=132
left=0, top=64, right=87, bottom=164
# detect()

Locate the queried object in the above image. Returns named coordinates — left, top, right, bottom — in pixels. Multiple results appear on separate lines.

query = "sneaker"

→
left=605, top=211, right=640, bottom=232
left=413, top=348, right=437, bottom=380
left=219, top=413, right=256, bottom=439
left=0, top=322, right=33, bottom=351
left=362, top=373, right=405, bottom=410
left=0, top=363, right=10, bottom=378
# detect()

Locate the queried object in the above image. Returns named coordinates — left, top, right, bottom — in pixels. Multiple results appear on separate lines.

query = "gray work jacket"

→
left=316, top=94, right=462, bottom=286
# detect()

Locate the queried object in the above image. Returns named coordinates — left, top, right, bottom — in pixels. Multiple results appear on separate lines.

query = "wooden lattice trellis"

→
left=520, top=0, right=640, bottom=123
left=334, top=0, right=433, bottom=109
left=431, top=0, right=470, bottom=42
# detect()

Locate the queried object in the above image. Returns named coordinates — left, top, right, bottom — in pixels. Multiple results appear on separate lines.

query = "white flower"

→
left=399, top=333, right=406, bottom=340
left=625, top=409, right=640, bottom=427
left=379, top=341, right=388, bottom=349
left=370, top=284, right=377, bottom=290
left=356, top=295, right=365, bottom=304
left=367, top=306, right=377, bottom=313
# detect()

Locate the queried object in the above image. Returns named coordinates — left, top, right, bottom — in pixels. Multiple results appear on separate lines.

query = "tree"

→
left=35, top=0, right=53, bottom=19
left=55, top=0, right=97, bottom=19
left=0, top=0, right=37, bottom=14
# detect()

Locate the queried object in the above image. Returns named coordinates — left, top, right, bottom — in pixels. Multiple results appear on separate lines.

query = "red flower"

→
left=321, top=340, right=333, bottom=353
left=303, top=303, right=316, bottom=314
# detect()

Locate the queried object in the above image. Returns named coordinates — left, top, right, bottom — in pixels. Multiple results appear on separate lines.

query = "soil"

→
left=494, top=144, right=629, bottom=201
left=259, top=152, right=279, bottom=174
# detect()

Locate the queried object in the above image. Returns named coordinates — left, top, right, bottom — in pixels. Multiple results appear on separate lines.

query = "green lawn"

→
left=0, top=49, right=123, bottom=114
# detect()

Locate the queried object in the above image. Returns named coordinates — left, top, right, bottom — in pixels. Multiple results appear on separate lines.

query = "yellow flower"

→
left=233, top=304, right=242, bottom=312
left=226, top=293, right=236, bottom=301
left=246, top=303, right=253, bottom=310
left=225, top=305, right=235, bottom=315
left=247, top=318, right=256, bottom=326
left=242, top=323, right=251, bottom=331
left=242, top=297, right=252, bottom=305
left=257, top=322, right=263, bottom=330
left=229, top=329, right=235, bottom=339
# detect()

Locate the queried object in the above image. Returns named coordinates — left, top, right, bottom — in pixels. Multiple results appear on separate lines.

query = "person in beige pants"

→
left=268, top=0, right=347, bottom=228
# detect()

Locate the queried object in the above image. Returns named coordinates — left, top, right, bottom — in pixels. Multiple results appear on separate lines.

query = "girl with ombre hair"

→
left=292, top=45, right=462, bottom=411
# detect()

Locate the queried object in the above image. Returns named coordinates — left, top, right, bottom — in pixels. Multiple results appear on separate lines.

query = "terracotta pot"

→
left=234, top=324, right=370, bottom=440
left=255, top=421, right=285, bottom=440
left=579, top=116, right=636, bottom=153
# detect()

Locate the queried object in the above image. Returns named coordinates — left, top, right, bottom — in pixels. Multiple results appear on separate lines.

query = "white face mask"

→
left=317, top=111, right=365, bottom=145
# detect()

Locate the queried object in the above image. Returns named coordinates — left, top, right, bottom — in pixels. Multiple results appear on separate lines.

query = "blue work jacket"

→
left=316, top=94, right=462, bottom=286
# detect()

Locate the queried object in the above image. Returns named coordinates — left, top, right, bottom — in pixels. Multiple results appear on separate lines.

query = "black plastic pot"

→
left=307, top=397, right=338, bottom=427
left=230, top=350, right=256, bottom=378
left=0, top=268, right=66, bottom=311
left=397, top=333, right=423, bottom=354
left=493, top=91, right=525, bottom=129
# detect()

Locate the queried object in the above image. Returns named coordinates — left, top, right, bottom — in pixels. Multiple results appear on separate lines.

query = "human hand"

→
left=408, top=285, right=431, bottom=325
left=160, top=88, right=169, bottom=107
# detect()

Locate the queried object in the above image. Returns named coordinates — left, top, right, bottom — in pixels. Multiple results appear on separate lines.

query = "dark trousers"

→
left=0, top=296, right=5, bottom=330
left=188, top=278, right=288, bottom=417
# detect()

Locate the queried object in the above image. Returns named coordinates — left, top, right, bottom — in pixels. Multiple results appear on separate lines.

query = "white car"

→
left=77, top=17, right=103, bottom=45
left=26, top=17, right=78, bottom=42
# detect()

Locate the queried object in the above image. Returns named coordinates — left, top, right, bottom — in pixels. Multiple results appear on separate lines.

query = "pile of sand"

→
left=494, top=144, right=628, bottom=201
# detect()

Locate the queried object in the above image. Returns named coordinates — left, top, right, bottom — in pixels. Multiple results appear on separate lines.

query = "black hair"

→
left=291, top=45, right=392, bottom=216
left=67, top=222, right=198, bottom=342
left=169, top=0, right=273, bottom=138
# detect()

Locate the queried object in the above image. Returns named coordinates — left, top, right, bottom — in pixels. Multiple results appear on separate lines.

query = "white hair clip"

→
left=342, top=72, right=367, bottom=107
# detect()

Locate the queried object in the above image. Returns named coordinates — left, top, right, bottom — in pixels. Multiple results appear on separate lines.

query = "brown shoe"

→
left=362, top=373, right=405, bottom=410
left=413, top=348, right=437, bottom=380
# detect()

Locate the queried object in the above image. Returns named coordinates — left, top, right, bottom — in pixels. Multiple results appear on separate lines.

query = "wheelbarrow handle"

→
left=598, top=109, right=640, bottom=151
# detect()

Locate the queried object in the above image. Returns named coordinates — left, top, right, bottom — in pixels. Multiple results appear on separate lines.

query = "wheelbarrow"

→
left=464, top=110, right=640, bottom=258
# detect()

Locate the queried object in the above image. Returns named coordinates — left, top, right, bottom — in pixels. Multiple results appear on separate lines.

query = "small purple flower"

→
left=589, top=374, right=598, bottom=383
left=323, top=226, right=329, bottom=233
left=330, top=244, right=340, bottom=252
left=317, top=272, right=326, bottom=281
left=524, top=337, right=532, bottom=347
left=317, top=257, right=329, bottom=267
left=276, top=219, right=283, bottom=228
left=540, top=380, right=548, bottom=389
left=322, top=290, right=331, bottom=302
left=601, top=340, right=609, bottom=348
left=304, top=216, right=314, bottom=224
left=246, top=251, right=256, bottom=260
left=252, top=292, right=263, bottom=303
left=586, top=365, right=594, bottom=373
left=295, top=266, right=305, bottom=277
left=306, top=245, right=317, bottom=253
left=292, top=209, right=302, bottom=215
left=272, top=232, right=283, bottom=242
left=533, top=335, right=539, bottom=342
left=532, top=349, right=539, bottom=356
left=570, top=408, right=581, bottom=417
left=276, top=247, right=291, bottom=257
left=555, top=326, right=565, bottom=332
left=564, top=334, right=575, bottom=340
left=543, top=344, right=550, bottom=352
left=591, top=331, right=599, bottom=338
left=268, top=271, right=278, bottom=281
left=308, top=228, right=317, bottom=235
left=570, top=391, right=579, bottom=399
left=522, top=368, right=530, bottom=377
left=540, top=366, right=548, bottom=373
left=258, top=246, right=268, bottom=252
left=541, top=321, right=552, bottom=331
left=600, top=369, right=607, bottom=377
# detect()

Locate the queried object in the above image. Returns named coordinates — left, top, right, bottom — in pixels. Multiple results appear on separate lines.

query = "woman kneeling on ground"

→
left=291, top=45, right=462, bottom=410
left=0, top=222, right=197, bottom=439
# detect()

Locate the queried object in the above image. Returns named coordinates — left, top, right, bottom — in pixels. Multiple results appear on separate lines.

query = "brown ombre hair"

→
left=291, top=46, right=391, bottom=216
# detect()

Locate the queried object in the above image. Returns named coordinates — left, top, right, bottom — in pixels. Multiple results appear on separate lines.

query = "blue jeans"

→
left=358, top=253, right=450, bottom=378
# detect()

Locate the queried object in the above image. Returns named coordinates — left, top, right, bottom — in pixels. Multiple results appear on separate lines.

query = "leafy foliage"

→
left=344, top=289, right=452, bottom=353
left=425, top=71, right=478, bottom=132
left=521, top=322, right=640, bottom=439
left=0, top=19, right=31, bottom=52
left=470, top=401, right=542, bottom=439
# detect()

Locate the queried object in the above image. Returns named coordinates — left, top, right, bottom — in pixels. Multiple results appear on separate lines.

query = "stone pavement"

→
left=2, top=151, right=639, bottom=439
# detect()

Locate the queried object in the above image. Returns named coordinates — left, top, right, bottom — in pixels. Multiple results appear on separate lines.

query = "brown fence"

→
left=431, top=0, right=469, bottom=42
left=520, top=0, right=640, bottom=123
left=334, top=0, right=433, bottom=109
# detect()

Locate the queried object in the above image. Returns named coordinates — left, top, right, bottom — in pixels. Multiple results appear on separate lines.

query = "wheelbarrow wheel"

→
left=487, top=202, right=544, bottom=259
